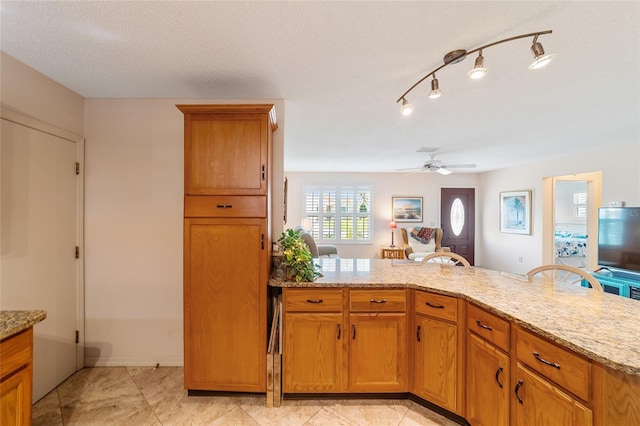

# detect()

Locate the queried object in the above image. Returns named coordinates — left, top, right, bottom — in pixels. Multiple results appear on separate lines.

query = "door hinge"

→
left=75, top=330, right=79, bottom=344
left=75, top=246, right=80, bottom=259
left=75, top=162, right=80, bottom=175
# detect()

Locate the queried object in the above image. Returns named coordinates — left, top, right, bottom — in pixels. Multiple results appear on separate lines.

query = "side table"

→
left=381, top=246, right=405, bottom=259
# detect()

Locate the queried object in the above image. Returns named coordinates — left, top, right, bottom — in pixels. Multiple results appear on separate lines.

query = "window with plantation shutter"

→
left=303, top=185, right=372, bottom=243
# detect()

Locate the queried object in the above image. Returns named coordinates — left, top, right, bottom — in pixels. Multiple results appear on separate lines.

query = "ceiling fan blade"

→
left=442, top=164, right=477, bottom=169
left=396, top=166, right=426, bottom=171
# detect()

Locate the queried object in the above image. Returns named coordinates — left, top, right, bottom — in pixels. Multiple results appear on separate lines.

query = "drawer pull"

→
left=476, top=320, right=493, bottom=331
left=426, top=302, right=445, bottom=309
left=495, top=366, right=504, bottom=388
left=417, top=325, right=421, bottom=342
left=337, top=324, right=341, bottom=340
left=515, top=380, right=524, bottom=404
left=216, top=204, right=233, bottom=209
left=352, top=323, right=356, bottom=339
left=370, top=299, right=387, bottom=304
left=306, top=299, right=323, bottom=304
left=533, top=351, right=561, bottom=369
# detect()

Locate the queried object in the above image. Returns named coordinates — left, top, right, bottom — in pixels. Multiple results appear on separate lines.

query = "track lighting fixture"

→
left=397, top=30, right=554, bottom=115
left=468, top=50, right=488, bottom=79
left=528, top=35, right=556, bottom=70
left=428, top=75, right=442, bottom=99
left=401, top=98, right=414, bottom=116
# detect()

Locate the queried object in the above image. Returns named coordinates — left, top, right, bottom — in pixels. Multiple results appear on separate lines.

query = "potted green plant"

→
left=277, top=229, right=323, bottom=282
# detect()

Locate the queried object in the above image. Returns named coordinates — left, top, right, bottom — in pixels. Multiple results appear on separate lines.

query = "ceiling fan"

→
left=398, top=150, right=477, bottom=175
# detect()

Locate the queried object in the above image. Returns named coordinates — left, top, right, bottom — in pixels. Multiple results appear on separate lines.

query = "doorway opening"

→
left=542, top=172, right=602, bottom=272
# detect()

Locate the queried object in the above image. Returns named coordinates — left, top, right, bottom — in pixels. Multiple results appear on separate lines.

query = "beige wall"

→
left=1, top=52, right=84, bottom=135
left=83, top=98, right=284, bottom=366
left=478, top=142, right=640, bottom=274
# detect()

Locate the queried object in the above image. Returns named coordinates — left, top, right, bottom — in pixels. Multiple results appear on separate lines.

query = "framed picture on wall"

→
left=500, top=190, right=531, bottom=234
left=392, top=197, right=423, bottom=222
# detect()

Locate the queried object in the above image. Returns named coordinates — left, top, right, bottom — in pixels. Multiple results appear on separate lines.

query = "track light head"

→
left=428, top=76, right=442, bottom=99
left=529, top=41, right=556, bottom=70
left=401, top=98, right=414, bottom=116
left=468, top=52, right=488, bottom=79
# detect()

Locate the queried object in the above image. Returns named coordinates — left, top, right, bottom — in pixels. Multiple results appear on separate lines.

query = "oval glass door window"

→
left=450, top=198, right=464, bottom=236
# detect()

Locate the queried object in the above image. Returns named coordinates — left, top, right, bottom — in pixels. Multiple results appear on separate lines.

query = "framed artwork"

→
left=392, top=197, right=423, bottom=222
left=500, top=190, right=531, bottom=234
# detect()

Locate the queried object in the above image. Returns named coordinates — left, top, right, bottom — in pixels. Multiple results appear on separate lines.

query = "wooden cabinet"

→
left=413, top=292, right=464, bottom=414
left=349, top=289, right=407, bottom=392
left=282, top=288, right=407, bottom=393
left=0, top=328, right=33, bottom=426
left=515, top=363, right=592, bottom=425
left=513, top=327, right=593, bottom=425
left=283, top=289, right=344, bottom=392
left=466, top=304, right=511, bottom=426
left=179, top=104, right=276, bottom=196
left=180, top=104, right=276, bottom=393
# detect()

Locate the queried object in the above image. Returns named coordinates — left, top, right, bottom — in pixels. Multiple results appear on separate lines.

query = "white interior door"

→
left=1, top=116, right=81, bottom=402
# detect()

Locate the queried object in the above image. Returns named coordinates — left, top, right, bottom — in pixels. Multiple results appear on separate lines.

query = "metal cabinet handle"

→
left=426, top=302, right=445, bottom=309
left=417, top=325, right=421, bottom=342
left=533, top=351, right=561, bottom=369
left=216, top=205, right=233, bottom=208
left=352, top=323, right=356, bottom=339
left=337, top=324, right=341, bottom=340
left=495, top=366, right=504, bottom=388
left=370, top=299, right=387, bottom=304
left=476, top=320, right=493, bottom=331
left=514, top=380, right=524, bottom=404
left=306, top=299, right=323, bottom=304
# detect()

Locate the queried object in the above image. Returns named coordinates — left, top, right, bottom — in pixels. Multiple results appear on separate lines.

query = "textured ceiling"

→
left=1, top=1, right=639, bottom=173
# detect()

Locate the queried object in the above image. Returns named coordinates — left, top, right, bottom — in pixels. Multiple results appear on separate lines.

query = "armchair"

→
left=295, top=227, right=340, bottom=259
left=400, top=227, right=450, bottom=260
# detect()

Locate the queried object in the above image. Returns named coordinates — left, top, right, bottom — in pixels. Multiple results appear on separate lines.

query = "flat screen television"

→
left=598, top=207, right=640, bottom=276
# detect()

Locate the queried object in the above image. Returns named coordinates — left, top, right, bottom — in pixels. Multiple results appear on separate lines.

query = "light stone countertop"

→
left=270, top=258, right=640, bottom=376
left=0, top=310, right=47, bottom=340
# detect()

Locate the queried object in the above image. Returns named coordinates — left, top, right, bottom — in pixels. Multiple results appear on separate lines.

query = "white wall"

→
left=478, top=143, right=640, bottom=275
left=83, top=98, right=284, bottom=366
left=284, top=171, right=480, bottom=259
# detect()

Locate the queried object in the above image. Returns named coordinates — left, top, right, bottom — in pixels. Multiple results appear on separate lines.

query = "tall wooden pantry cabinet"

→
left=178, top=104, right=277, bottom=393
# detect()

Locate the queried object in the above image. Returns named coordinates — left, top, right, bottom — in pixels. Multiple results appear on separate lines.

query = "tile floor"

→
left=32, top=367, right=462, bottom=425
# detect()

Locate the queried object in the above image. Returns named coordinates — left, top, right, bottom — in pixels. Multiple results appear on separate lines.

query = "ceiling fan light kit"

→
left=397, top=30, right=554, bottom=115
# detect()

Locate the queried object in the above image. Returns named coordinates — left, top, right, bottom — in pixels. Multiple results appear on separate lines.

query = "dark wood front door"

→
left=441, top=188, right=475, bottom=266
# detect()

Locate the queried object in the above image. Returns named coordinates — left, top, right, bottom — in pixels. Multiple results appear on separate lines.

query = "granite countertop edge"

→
left=0, top=310, right=47, bottom=341
left=270, top=260, right=640, bottom=376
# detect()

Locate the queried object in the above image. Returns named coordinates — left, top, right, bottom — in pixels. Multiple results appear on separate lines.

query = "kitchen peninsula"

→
left=0, top=310, right=46, bottom=426
left=270, top=259, right=640, bottom=425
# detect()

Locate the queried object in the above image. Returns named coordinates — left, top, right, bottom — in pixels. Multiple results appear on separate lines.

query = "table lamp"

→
left=389, top=221, right=397, bottom=247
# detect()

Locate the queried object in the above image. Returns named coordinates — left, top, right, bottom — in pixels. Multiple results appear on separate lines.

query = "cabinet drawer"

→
left=284, top=289, right=343, bottom=312
left=516, top=328, right=590, bottom=401
left=0, top=328, right=32, bottom=380
left=415, top=292, right=457, bottom=322
left=350, top=289, right=406, bottom=312
left=184, top=195, right=267, bottom=218
left=467, top=304, right=510, bottom=352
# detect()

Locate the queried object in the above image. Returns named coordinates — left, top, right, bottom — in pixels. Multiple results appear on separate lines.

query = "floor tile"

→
left=32, top=367, right=464, bottom=425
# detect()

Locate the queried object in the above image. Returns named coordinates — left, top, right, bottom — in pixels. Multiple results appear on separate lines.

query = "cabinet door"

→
left=184, top=218, right=267, bottom=392
left=184, top=112, right=269, bottom=196
left=349, top=313, right=407, bottom=392
left=414, top=315, right=457, bottom=411
left=283, top=313, right=343, bottom=392
left=515, top=363, right=592, bottom=426
left=466, top=333, right=510, bottom=426
left=0, top=364, right=32, bottom=426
